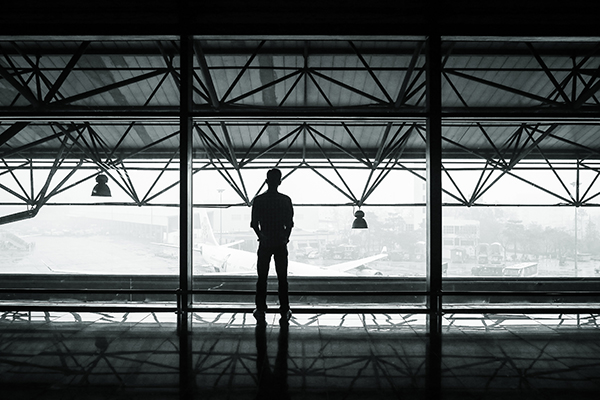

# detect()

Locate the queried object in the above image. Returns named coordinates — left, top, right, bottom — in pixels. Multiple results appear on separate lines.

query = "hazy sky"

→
left=1, top=158, right=600, bottom=233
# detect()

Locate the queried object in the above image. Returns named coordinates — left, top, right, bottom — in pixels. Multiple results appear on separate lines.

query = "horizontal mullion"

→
left=443, top=307, right=600, bottom=314
left=0, top=288, right=427, bottom=296
left=0, top=288, right=177, bottom=295
left=0, top=304, right=177, bottom=313
left=192, top=290, right=427, bottom=296
left=189, top=305, right=429, bottom=314
left=445, top=291, right=600, bottom=296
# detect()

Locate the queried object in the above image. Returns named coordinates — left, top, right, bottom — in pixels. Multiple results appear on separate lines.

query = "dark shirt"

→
left=251, top=190, right=294, bottom=246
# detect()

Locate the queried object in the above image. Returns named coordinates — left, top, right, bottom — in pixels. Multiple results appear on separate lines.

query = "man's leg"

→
left=273, top=245, right=290, bottom=315
left=255, top=245, right=272, bottom=314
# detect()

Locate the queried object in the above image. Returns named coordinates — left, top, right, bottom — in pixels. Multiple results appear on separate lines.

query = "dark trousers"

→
left=256, top=243, right=289, bottom=312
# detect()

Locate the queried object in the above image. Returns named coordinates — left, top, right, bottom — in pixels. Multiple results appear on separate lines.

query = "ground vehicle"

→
left=477, top=243, right=489, bottom=264
left=502, top=262, right=538, bottom=277
left=489, top=242, right=504, bottom=264
left=333, top=244, right=360, bottom=260
left=472, top=264, right=505, bottom=276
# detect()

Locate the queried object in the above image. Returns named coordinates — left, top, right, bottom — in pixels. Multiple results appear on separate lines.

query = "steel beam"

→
left=178, top=34, right=194, bottom=400
left=178, top=35, right=193, bottom=333
left=444, top=69, right=564, bottom=107
left=6, top=106, right=600, bottom=120
left=348, top=40, right=394, bottom=103
left=426, top=35, right=442, bottom=400
left=53, top=69, right=168, bottom=106
left=5, top=41, right=600, bottom=58
left=43, top=41, right=90, bottom=104
left=426, top=35, right=443, bottom=331
left=396, top=41, right=425, bottom=108
left=526, top=42, right=571, bottom=105
left=193, top=41, right=220, bottom=109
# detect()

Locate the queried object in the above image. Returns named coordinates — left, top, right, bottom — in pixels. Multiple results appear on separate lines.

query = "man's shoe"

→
left=253, top=309, right=266, bottom=322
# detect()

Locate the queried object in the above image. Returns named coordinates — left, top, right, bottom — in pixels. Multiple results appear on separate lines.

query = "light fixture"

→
left=352, top=209, right=368, bottom=229
left=91, top=174, right=111, bottom=197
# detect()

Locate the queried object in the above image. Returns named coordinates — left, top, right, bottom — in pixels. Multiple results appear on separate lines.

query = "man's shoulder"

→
left=276, top=192, right=292, bottom=205
left=253, top=192, right=266, bottom=202
left=254, top=191, right=292, bottom=202
left=277, top=192, right=292, bottom=201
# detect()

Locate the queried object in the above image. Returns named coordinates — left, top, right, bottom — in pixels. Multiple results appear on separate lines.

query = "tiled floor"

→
left=1, top=310, right=599, bottom=399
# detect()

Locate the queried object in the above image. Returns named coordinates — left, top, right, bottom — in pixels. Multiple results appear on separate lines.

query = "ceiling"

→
left=2, top=2, right=600, bottom=214
left=2, top=37, right=600, bottom=163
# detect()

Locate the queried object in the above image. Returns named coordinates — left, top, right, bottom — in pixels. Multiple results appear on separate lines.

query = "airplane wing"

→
left=319, top=249, right=388, bottom=273
left=287, top=247, right=388, bottom=276
left=152, top=242, right=204, bottom=252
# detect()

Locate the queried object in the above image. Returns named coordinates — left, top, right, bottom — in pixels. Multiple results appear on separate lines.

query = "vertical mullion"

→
left=426, top=34, right=442, bottom=336
left=179, top=34, right=194, bottom=400
left=426, top=34, right=442, bottom=400
left=180, top=34, right=194, bottom=328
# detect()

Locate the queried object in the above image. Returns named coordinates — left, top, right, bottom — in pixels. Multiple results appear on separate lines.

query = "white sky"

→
left=1, top=158, right=600, bottom=232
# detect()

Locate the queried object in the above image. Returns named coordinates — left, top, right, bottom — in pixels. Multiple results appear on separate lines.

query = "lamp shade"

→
left=91, top=174, right=111, bottom=197
left=352, top=210, right=368, bottom=229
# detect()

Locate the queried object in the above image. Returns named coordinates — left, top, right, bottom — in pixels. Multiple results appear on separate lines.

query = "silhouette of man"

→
left=251, top=168, right=294, bottom=322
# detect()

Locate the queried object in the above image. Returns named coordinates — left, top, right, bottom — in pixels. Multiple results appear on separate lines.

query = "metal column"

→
left=426, top=33, right=443, bottom=399
left=179, top=34, right=194, bottom=399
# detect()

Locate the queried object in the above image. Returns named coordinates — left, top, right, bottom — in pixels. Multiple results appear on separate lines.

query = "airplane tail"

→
left=196, top=210, right=219, bottom=246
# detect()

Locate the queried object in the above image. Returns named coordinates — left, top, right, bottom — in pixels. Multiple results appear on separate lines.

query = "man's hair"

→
left=266, top=168, right=282, bottom=184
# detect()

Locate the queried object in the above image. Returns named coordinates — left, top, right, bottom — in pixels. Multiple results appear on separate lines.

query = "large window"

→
left=0, top=122, right=181, bottom=303
left=439, top=37, right=600, bottom=309
left=1, top=35, right=600, bottom=313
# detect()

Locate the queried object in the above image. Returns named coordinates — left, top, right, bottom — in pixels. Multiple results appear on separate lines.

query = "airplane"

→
left=157, top=211, right=388, bottom=277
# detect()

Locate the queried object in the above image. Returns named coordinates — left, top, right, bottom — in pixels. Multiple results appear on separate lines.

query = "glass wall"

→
left=0, top=123, right=181, bottom=303
left=4, top=35, right=599, bottom=312
left=190, top=160, right=427, bottom=308
left=440, top=37, right=600, bottom=309
left=0, top=37, right=183, bottom=306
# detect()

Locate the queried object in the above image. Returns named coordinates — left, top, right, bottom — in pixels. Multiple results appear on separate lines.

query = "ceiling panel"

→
left=1, top=37, right=600, bottom=163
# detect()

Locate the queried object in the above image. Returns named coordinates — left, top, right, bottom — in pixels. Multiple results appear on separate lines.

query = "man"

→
left=251, top=168, right=294, bottom=323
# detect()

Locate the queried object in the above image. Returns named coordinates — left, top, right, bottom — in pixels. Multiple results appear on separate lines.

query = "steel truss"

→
left=441, top=122, right=600, bottom=207
left=2, top=38, right=600, bottom=117
left=442, top=40, right=600, bottom=113
left=2, top=120, right=600, bottom=217
left=1, top=37, right=600, bottom=218
left=0, top=38, right=428, bottom=117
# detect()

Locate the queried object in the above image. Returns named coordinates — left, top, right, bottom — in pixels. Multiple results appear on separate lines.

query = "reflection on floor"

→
left=0, top=310, right=599, bottom=399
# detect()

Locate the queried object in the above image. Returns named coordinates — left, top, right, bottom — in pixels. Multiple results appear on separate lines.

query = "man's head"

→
left=266, top=168, right=282, bottom=188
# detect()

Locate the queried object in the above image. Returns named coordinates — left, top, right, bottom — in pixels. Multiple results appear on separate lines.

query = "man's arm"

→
left=250, top=200, right=266, bottom=241
left=283, top=225, right=292, bottom=243
left=251, top=223, right=262, bottom=239
left=283, top=198, right=294, bottom=242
